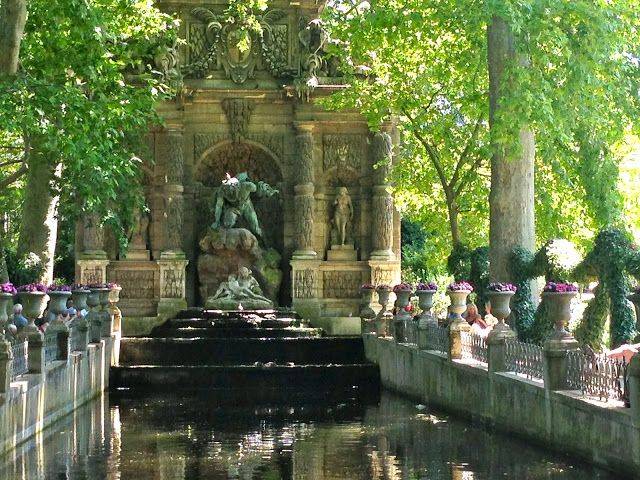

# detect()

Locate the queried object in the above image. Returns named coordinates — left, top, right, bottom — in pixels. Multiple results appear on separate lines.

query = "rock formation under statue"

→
left=206, top=266, right=273, bottom=310
left=197, top=172, right=282, bottom=307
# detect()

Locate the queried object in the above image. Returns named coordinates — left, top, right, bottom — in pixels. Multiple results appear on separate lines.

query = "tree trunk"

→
left=17, top=149, right=60, bottom=284
left=487, top=15, right=535, bottom=282
left=0, top=0, right=28, bottom=282
left=0, top=229, right=8, bottom=283
left=0, top=0, right=27, bottom=76
left=446, top=198, right=461, bottom=247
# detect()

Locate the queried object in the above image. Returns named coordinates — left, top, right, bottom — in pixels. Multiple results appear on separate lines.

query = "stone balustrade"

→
left=363, top=326, right=640, bottom=476
left=0, top=289, right=122, bottom=455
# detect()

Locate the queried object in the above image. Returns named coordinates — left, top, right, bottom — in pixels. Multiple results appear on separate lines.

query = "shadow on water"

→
left=0, top=388, right=620, bottom=480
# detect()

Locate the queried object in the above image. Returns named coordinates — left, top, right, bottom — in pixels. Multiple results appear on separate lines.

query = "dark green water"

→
left=0, top=390, right=618, bottom=479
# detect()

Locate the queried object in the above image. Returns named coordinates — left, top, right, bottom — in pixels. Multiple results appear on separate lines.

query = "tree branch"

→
left=449, top=113, right=484, bottom=189
left=0, top=163, right=26, bottom=188
left=0, top=158, right=24, bottom=168
left=454, top=154, right=486, bottom=197
left=402, top=108, right=453, bottom=200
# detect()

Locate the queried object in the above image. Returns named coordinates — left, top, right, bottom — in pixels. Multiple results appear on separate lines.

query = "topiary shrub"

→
left=470, top=246, right=490, bottom=315
left=574, top=283, right=609, bottom=350
left=447, top=243, right=472, bottom=282
left=509, top=247, right=537, bottom=342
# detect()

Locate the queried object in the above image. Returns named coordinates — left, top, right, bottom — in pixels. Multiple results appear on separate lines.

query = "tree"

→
left=324, top=0, right=640, bottom=278
left=0, top=0, right=27, bottom=76
left=486, top=12, right=535, bottom=282
left=0, top=0, right=178, bottom=282
left=323, top=0, right=490, bottom=252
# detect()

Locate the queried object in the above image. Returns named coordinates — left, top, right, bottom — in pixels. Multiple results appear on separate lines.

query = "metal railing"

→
left=43, top=330, right=59, bottom=363
left=424, top=324, right=449, bottom=354
left=11, top=340, right=28, bottom=377
left=504, top=338, right=544, bottom=380
left=566, top=349, right=628, bottom=403
left=460, top=331, right=488, bottom=363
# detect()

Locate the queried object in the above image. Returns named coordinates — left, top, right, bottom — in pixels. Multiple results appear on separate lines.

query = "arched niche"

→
left=193, top=140, right=289, bottom=305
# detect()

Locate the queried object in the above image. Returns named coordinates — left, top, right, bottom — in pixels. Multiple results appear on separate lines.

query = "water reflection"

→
left=0, top=391, right=617, bottom=479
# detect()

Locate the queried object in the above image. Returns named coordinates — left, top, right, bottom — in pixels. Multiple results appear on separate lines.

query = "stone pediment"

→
left=182, top=6, right=342, bottom=94
left=185, top=7, right=293, bottom=83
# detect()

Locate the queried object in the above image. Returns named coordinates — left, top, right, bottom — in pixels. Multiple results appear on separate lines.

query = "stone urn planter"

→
left=375, top=286, right=393, bottom=337
left=72, top=288, right=90, bottom=315
left=87, top=288, right=103, bottom=342
left=359, top=285, right=376, bottom=334
left=47, top=290, right=72, bottom=324
left=0, top=292, right=14, bottom=341
left=94, top=287, right=111, bottom=337
left=486, top=284, right=517, bottom=339
left=16, top=288, right=48, bottom=337
left=446, top=282, right=473, bottom=325
left=416, top=289, right=437, bottom=328
left=543, top=290, right=577, bottom=340
left=393, top=284, right=413, bottom=342
left=108, top=285, right=122, bottom=333
left=97, top=288, right=110, bottom=312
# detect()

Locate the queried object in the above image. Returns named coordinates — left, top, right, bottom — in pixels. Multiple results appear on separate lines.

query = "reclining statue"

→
left=206, top=266, right=273, bottom=309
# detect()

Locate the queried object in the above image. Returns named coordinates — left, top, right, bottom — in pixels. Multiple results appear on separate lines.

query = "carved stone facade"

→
left=78, top=1, right=400, bottom=332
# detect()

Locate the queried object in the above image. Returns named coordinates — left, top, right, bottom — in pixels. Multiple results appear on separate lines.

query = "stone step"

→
left=119, top=337, right=367, bottom=366
left=174, top=308, right=301, bottom=321
left=149, top=326, right=323, bottom=339
left=158, top=317, right=299, bottom=330
left=110, top=364, right=380, bottom=393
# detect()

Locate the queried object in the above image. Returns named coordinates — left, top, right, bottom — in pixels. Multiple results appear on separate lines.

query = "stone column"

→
left=487, top=332, right=514, bottom=373
left=293, top=124, right=317, bottom=259
left=543, top=338, right=579, bottom=391
left=369, top=132, right=395, bottom=261
left=77, top=213, right=109, bottom=285
left=448, top=320, right=469, bottom=360
left=0, top=340, right=10, bottom=393
left=156, top=128, right=188, bottom=316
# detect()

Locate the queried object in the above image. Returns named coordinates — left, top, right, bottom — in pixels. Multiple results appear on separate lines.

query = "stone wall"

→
left=0, top=338, right=114, bottom=455
left=76, top=0, right=403, bottom=335
left=364, top=334, right=640, bottom=477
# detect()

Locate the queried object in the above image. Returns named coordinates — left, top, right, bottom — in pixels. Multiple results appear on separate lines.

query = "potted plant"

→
left=86, top=285, right=103, bottom=343
left=375, top=284, right=392, bottom=337
left=392, top=283, right=413, bottom=341
left=0, top=282, right=16, bottom=341
left=416, top=282, right=438, bottom=327
left=108, top=282, right=121, bottom=302
left=16, top=283, right=48, bottom=335
left=542, top=281, right=578, bottom=340
left=359, top=284, right=376, bottom=332
left=71, top=284, right=91, bottom=316
left=47, top=284, right=72, bottom=323
left=447, top=281, right=473, bottom=323
left=486, top=282, right=517, bottom=333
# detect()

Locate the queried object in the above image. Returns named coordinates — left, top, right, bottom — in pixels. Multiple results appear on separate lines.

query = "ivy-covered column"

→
left=76, top=212, right=109, bottom=285
left=292, top=124, right=317, bottom=259
left=369, top=132, right=395, bottom=261
left=291, top=123, right=321, bottom=321
left=156, top=127, right=188, bottom=317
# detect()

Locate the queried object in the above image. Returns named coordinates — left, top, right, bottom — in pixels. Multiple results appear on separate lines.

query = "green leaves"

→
left=0, top=0, right=177, bottom=241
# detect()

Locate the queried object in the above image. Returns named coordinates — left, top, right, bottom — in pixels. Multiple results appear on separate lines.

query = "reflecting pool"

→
left=1, top=390, right=618, bottom=479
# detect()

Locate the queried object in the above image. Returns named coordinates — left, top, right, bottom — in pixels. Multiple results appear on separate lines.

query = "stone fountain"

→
left=196, top=172, right=282, bottom=308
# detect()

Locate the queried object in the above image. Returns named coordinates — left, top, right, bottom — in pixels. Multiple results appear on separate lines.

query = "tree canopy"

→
left=322, top=0, right=640, bottom=270
left=0, top=0, right=178, bottom=229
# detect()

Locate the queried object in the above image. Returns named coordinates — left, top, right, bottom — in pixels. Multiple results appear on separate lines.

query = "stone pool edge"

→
left=364, top=334, right=639, bottom=478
